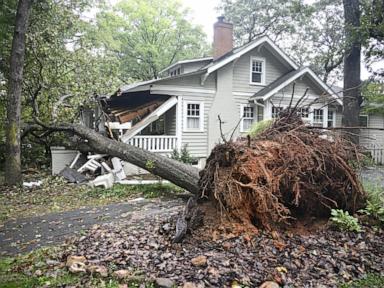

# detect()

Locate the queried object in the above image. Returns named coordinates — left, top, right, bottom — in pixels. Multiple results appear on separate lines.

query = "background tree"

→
left=218, top=0, right=346, bottom=84
left=5, top=0, right=32, bottom=185
left=95, top=0, right=210, bottom=81
left=342, top=0, right=361, bottom=144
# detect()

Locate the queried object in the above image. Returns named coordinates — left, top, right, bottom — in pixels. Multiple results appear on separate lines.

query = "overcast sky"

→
left=180, top=0, right=221, bottom=41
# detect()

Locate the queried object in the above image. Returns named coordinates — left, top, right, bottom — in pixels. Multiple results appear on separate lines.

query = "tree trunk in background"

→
left=47, top=123, right=201, bottom=194
left=342, top=0, right=361, bottom=144
left=5, top=0, right=32, bottom=185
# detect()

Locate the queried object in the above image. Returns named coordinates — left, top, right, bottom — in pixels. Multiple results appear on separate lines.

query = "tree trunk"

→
left=46, top=122, right=201, bottom=194
left=5, top=0, right=32, bottom=185
left=342, top=0, right=361, bottom=144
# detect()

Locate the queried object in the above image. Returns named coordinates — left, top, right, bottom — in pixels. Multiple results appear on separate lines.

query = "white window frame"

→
left=250, top=56, right=266, bottom=85
left=327, top=109, right=336, bottom=128
left=183, top=101, right=204, bottom=132
left=312, top=108, right=324, bottom=127
left=240, top=104, right=256, bottom=132
left=271, top=106, right=283, bottom=118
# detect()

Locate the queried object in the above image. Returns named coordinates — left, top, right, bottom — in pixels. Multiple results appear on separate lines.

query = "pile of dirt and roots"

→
left=199, top=108, right=367, bottom=229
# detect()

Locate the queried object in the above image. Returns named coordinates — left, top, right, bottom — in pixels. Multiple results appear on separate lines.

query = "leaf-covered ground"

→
left=0, top=175, right=184, bottom=224
left=0, top=205, right=383, bottom=288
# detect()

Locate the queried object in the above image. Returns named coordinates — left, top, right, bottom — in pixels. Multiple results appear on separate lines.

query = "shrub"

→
left=171, top=145, right=196, bottom=164
left=360, top=182, right=384, bottom=225
left=330, top=209, right=362, bottom=232
left=248, top=119, right=273, bottom=137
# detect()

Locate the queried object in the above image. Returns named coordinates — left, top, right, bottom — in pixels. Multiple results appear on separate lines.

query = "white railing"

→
left=127, top=135, right=178, bottom=152
left=365, top=143, right=384, bottom=165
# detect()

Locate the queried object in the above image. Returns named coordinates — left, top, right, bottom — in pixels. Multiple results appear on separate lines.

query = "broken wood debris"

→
left=59, top=153, right=128, bottom=188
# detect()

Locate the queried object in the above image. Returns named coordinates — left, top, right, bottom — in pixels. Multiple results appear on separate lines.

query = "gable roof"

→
left=251, top=66, right=342, bottom=105
left=203, top=35, right=299, bottom=76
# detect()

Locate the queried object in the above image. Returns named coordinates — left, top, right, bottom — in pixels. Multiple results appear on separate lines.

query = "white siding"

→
left=158, top=74, right=216, bottom=89
left=181, top=92, right=215, bottom=157
left=164, top=106, right=176, bottom=135
left=360, top=114, right=384, bottom=147
left=233, top=47, right=291, bottom=93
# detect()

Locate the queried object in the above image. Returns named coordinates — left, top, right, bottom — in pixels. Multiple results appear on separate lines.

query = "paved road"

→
left=0, top=197, right=184, bottom=256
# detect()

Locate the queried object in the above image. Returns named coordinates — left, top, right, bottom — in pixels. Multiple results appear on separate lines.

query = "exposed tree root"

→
left=199, top=110, right=366, bottom=230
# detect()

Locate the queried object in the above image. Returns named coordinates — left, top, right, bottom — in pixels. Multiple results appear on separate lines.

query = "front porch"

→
left=127, top=135, right=178, bottom=153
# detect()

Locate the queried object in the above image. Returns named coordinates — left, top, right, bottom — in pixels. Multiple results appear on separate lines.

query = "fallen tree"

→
left=34, top=103, right=367, bottom=230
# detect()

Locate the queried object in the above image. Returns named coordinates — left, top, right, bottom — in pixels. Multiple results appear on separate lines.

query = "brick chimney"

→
left=213, top=16, right=233, bottom=60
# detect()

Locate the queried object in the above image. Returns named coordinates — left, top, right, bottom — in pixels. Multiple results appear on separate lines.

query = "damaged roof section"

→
left=102, top=91, right=170, bottom=124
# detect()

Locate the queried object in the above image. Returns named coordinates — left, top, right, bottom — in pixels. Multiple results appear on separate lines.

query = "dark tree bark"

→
left=38, top=121, right=200, bottom=194
left=5, top=0, right=32, bottom=185
left=342, top=0, right=362, bottom=144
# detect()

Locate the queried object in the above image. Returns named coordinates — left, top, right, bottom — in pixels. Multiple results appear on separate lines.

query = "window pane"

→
left=359, top=115, right=368, bottom=127
left=252, top=72, right=261, bottom=83
left=187, top=117, right=200, bottom=129
left=243, top=106, right=254, bottom=118
left=243, top=119, right=253, bottom=131
left=272, top=107, right=282, bottom=118
left=252, top=60, right=263, bottom=72
left=327, top=110, right=334, bottom=128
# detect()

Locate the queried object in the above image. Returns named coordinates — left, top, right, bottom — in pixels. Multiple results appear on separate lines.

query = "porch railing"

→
left=127, top=135, right=178, bottom=152
left=365, top=144, right=384, bottom=165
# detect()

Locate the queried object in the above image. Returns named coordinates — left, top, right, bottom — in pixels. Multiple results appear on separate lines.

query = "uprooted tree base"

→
left=199, top=110, right=367, bottom=230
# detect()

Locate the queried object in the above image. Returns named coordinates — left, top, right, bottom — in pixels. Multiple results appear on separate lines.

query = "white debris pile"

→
left=58, top=152, right=127, bottom=188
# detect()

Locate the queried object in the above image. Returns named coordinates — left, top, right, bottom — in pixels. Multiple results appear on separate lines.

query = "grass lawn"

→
left=340, top=274, right=384, bottom=288
left=0, top=176, right=184, bottom=224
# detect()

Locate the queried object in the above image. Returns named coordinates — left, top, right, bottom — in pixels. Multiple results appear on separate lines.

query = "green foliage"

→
left=360, top=182, right=384, bottom=225
left=171, top=145, right=196, bottom=164
left=362, top=82, right=384, bottom=115
left=145, top=160, right=156, bottom=170
left=95, top=0, right=209, bottom=81
left=330, top=209, right=362, bottom=232
left=247, top=119, right=273, bottom=137
left=339, top=273, right=384, bottom=288
left=219, top=0, right=345, bottom=82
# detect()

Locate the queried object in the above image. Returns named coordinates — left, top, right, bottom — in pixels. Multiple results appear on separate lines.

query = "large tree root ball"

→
left=199, top=110, right=366, bottom=229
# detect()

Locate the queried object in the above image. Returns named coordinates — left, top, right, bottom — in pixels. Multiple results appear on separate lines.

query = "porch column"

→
left=176, top=95, right=183, bottom=151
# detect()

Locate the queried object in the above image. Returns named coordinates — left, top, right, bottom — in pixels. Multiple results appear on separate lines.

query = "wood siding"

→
left=360, top=114, right=384, bottom=147
left=233, top=47, right=291, bottom=93
left=164, top=106, right=176, bottom=135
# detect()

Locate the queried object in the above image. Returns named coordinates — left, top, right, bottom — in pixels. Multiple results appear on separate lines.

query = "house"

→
left=101, top=17, right=383, bottom=173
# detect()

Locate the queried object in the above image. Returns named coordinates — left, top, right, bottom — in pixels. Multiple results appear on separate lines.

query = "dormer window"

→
left=169, top=66, right=182, bottom=77
left=250, top=57, right=265, bottom=85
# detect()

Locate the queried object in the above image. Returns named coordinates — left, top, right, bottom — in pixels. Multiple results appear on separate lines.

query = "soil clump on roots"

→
left=199, top=108, right=367, bottom=230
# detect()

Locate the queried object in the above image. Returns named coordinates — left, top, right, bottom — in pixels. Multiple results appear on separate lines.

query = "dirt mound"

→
left=199, top=109, right=366, bottom=229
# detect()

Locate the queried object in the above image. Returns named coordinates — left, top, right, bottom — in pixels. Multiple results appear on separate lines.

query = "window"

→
left=313, top=109, right=324, bottom=127
left=250, top=57, right=265, bottom=85
left=241, top=105, right=255, bottom=132
left=272, top=106, right=283, bottom=118
left=359, top=115, right=368, bottom=127
left=327, top=110, right=335, bottom=128
left=169, top=66, right=182, bottom=77
left=297, top=107, right=309, bottom=119
left=185, top=102, right=203, bottom=131
left=257, top=106, right=264, bottom=122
